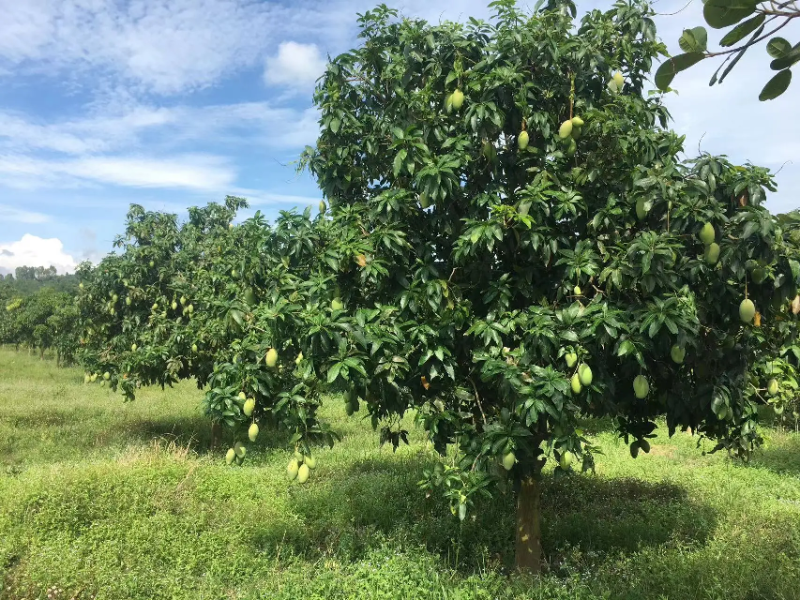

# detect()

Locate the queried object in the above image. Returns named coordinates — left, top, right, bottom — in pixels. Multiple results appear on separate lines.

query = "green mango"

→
left=633, top=375, right=649, bottom=399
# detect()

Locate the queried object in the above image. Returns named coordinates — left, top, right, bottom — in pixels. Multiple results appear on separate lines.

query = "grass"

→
left=1, top=348, right=800, bottom=600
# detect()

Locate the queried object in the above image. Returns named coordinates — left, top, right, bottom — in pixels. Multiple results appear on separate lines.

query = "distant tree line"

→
left=0, top=266, right=81, bottom=364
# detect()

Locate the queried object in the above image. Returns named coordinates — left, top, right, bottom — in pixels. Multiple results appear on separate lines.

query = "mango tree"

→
left=299, top=0, right=800, bottom=571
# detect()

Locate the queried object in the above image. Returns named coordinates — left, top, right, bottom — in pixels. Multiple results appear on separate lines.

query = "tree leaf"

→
left=759, top=69, right=792, bottom=101
left=719, top=14, right=765, bottom=47
left=679, top=27, right=708, bottom=53
left=655, top=53, right=706, bottom=91
left=703, top=0, right=757, bottom=29
left=770, top=46, right=800, bottom=71
left=767, top=37, right=792, bottom=58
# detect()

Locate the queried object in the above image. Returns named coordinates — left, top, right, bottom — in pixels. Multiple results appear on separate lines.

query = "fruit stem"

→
left=568, top=73, right=575, bottom=120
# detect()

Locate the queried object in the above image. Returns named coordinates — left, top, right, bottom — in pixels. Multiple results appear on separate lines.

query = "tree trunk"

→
left=515, top=476, right=542, bottom=573
left=210, top=421, right=222, bottom=450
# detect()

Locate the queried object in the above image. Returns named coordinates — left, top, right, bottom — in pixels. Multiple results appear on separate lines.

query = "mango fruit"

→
left=768, top=378, right=779, bottom=396
left=518, top=130, right=529, bottom=150
left=704, top=243, right=720, bottom=265
left=558, top=120, right=573, bottom=139
left=451, top=89, right=464, bottom=110
left=571, top=373, right=583, bottom=394
left=234, top=442, right=246, bottom=459
left=297, top=463, right=310, bottom=484
left=559, top=451, right=573, bottom=470
left=243, top=398, right=256, bottom=417
left=739, top=299, right=756, bottom=323
left=265, top=348, right=278, bottom=368
left=502, top=451, right=516, bottom=471
left=635, top=198, right=648, bottom=220
left=670, top=345, right=685, bottom=364
left=287, top=459, right=299, bottom=480
left=565, top=352, right=578, bottom=368
left=699, top=223, right=715, bottom=245
left=633, top=375, right=649, bottom=399
left=578, top=364, right=593, bottom=386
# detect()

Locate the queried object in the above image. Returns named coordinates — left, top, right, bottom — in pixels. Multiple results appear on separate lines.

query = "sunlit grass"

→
left=1, top=348, right=799, bottom=600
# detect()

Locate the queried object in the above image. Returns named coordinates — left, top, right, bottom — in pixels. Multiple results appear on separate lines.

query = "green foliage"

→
left=656, top=1, right=799, bottom=100
left=0, top=283, right=80, bottom=363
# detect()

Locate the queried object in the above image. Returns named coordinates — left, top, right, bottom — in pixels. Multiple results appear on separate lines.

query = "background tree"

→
left=76, top=0, right=800, bottom=574
left=656, top=0, right=800, bottom=100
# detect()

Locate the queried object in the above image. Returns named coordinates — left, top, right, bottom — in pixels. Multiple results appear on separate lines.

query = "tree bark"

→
left=210, top=421, right=222, bottom=450
left=515, top=476, right=542, bottom=573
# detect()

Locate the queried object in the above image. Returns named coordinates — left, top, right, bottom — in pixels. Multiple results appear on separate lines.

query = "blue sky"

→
left=1, top=0, right=798, bottom=274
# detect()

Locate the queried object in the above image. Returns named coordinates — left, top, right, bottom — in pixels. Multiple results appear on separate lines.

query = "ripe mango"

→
left=265, top=348, right=278, bottom=368
left=248, top=423, right=259, bottom=442
left=304, top=455, right=317, bottom=469
left=613, top=71, right=624, bottom=89
left=243, top=398, right=256, bottom=417
left=225, top=448, right=236, bottom=465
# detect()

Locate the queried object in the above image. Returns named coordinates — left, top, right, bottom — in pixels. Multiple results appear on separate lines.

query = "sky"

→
left=0, top=0, right=798, bottom=275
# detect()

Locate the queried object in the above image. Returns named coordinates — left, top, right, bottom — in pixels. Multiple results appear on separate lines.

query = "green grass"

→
left=1, top=349, right=800, bottom=600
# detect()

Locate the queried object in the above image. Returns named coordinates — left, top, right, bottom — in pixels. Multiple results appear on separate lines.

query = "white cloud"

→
left=0, top=0, right=361, bottom=96
left=264, top=42, right=327, bottom=90
left=0, top=204, right=51, bottom=224
left=0, top=106, right=174, bottom=155
left=0, top=153, right=236, bottom=192
left=0, top=234, right=77, bottom=274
